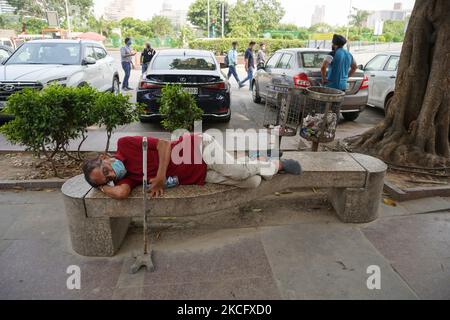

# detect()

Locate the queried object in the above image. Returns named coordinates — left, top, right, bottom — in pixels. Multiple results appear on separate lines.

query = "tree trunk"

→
left=105, top=131, right=112, bottom=154
left=350, top=0, right=450, bottom=168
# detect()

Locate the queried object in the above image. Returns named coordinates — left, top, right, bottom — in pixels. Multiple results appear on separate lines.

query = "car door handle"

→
left=281, top=73, right=287, bottom=77
left=370, top=75, right=376, bottom=77
left=390, top=76, right=396, bottom=79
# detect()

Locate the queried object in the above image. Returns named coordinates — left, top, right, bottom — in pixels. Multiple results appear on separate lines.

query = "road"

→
left=0, top=50, right=385, bottom=152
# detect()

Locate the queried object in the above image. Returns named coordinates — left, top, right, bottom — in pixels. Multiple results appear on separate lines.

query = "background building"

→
left=160, top=0, right=188, bottom=28
left=310, top=5, right=326, bottom=26
left=366, top=2, right=411, bottom=29
left=0, top=0, right=15, bottom=14
left=104, top=0, right=136, bottom=21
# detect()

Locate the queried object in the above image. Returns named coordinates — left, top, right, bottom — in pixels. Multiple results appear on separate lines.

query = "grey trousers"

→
left=201, top=134, right=277, bottom=188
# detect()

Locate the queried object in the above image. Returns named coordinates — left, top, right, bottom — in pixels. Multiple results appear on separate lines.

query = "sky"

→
left=93, top=0, right=416, bottom=27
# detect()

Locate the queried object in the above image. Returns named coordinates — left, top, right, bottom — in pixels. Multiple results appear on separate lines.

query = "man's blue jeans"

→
left=141, top=63, right=149, bottom=74
left=240, top=67, right=254, bottom=90
left=227, top=65, right=240, bottom=83
left=121, top=61, right=131, bottom=89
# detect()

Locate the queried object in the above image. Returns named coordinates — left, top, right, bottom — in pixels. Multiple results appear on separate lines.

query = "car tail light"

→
left=203, top=81, right=226, bottom=90
left=139, top=81, right=162, bottom=89
left=293, top=73, right=311, bottom=88
left=218, top=106, right=229, bottom=113
left=359, top=75, right=369, bottom=90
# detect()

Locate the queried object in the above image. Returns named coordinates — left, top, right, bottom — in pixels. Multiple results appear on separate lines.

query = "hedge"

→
left=188, top=38, right=307, bottom=55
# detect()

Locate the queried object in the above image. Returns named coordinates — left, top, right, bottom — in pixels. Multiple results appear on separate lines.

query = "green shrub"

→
left=188, top=38, right=306, bottom=55
left=1, top=84, right=142, bottom=175
left=94, top=91, right=143, bottom=152
left=159, top=84, right=203, bottom=131
left=0, top=84, right=98, bottom=175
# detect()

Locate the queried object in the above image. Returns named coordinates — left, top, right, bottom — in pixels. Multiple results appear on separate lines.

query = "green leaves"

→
left=94, top=91, right=141, bottom=152
left=159, top=84, right=204, bottom=131
left=0, top=84, right=141, bottom=158
left=187, top=0, right=285, bottom=37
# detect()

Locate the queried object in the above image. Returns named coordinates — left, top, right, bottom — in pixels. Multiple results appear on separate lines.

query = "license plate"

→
left=183, top=87, right=198, bottom=95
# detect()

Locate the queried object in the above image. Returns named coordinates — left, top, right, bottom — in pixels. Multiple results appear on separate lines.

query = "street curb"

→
left=0, top=179, right=67, bottom=190
left=384, top=180, right=450, bottom=201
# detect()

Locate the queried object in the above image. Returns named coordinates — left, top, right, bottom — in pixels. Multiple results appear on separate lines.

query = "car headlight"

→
left=46, top=77, right=68, bottom=84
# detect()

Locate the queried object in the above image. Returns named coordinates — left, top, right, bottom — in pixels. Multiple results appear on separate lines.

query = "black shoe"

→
left=280, top=159, right=302, bottom=175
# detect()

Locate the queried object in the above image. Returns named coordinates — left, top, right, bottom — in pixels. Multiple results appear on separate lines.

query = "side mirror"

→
left=82, top=57, right=96, bottom=65
left=0, top=58, right=5, bottom=65
left=358, top=64, right=364, bottom=71
left=219, top=62, right=227, bottom=69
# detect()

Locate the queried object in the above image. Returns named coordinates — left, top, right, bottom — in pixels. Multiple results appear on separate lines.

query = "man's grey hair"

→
left=82, top=157, right=102, bottom=188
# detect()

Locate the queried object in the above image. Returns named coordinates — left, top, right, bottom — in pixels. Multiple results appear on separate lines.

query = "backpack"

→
left=224, top=54, right=229, bottom=68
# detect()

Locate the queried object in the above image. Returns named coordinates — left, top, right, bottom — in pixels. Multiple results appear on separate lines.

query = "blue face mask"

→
left=127, top=41, right=132, bottom=46
left=112, top=160, right=127, bottom=180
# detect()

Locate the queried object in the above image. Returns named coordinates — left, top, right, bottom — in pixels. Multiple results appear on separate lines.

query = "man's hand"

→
left=100, top=184, right=131, bottom=200
left=149, top=176, right=165, bottom=198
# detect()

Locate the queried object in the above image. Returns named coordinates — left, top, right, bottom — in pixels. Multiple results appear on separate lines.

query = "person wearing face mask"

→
left=321, top=34, right=358, bottom=91
left=82, top=134, right=302, bottom=200
left=120, top=37, right=137, bottom=91
left=141, top=43, right=156, bottom=75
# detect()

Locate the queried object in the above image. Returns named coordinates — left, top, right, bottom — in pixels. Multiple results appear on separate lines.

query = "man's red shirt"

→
left=115, top=134, right=207, bottom=189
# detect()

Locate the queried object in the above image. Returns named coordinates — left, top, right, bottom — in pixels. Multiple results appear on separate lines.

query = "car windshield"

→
left=300, top=52, right=329, bottom=68
left=6, top=42, right=81, bottom=65
left=152, top=55, right=216, bottom=71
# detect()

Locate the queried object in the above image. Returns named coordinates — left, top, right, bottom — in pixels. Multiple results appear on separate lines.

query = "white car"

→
left=362, top=52, right=400, bottom=111
left=0, top=39, right=120, bottom=112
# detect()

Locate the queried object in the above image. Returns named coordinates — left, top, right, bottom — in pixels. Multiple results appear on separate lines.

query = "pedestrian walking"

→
left=141, top=43, right=156, bottom=75
left=120, top=37, right=136, bottom=91
left=226, top=41, right=242, bottom=87
left=239, top=41, right=256, bottom=91
left=256, top=42, right=266, bottom=69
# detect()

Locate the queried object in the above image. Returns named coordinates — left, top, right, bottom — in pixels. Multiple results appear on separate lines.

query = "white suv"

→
left=0, top=39, right=120, bottom=112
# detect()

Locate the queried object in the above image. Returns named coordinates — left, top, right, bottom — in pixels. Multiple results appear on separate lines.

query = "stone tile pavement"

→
left=0, top=190, right=449, bottom=300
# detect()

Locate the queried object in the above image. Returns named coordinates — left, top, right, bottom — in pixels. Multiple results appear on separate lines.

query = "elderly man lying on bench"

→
left=82, top=133, right=301, bottom=199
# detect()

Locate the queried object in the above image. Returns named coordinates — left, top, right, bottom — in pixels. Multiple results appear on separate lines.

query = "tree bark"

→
left=350, top=0, right=450, bottom=168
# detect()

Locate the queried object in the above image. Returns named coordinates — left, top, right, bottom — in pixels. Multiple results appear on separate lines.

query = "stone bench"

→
left=61, top=152, right=387, bottom=257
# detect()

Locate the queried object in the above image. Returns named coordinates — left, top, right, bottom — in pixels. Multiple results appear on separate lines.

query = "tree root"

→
left=348, top=129, right=450, bottom=169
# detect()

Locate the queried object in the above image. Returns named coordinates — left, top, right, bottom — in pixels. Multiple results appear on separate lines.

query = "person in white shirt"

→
left=227, top=41, right=243, bottom=87
left=120, top=37, right=136, bottom=91
left=256, top=43, right=266, bottom=69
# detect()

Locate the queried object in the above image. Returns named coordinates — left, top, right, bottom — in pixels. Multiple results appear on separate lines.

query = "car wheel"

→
left=112, top=76, right=120, bottom=95
left=252, top=81, right=262, bottom=104
left=342, top=111, right=360, bottom=121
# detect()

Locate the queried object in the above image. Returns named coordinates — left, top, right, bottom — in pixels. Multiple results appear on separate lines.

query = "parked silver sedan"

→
left=361, top=52, right=400, bottom=111
left=253, top=48, right=369, bottom=121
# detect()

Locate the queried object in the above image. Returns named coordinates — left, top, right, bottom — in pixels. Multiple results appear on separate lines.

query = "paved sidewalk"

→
left=0, top=190, right=449, bottom=300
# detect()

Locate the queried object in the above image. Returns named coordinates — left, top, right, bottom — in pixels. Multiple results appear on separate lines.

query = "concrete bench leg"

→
left=328, top=187, right=381, bottom=223
left=63, top=196, right=130, bottom=257
left=328, top=155, right=386, bottom=223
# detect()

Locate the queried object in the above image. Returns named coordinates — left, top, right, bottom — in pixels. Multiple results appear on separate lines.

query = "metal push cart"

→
left=262, top=81, right=345, bottom=152
left=262, top=82, right=304, bottom=151
left=299, top=87, right=345, bottom=151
